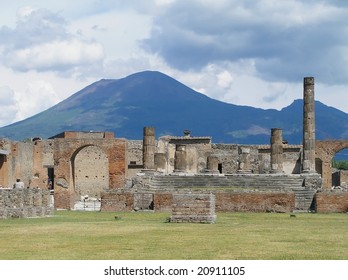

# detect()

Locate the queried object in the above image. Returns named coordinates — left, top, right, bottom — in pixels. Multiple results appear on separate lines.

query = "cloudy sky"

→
left=1, top=0, right=348, bottom=127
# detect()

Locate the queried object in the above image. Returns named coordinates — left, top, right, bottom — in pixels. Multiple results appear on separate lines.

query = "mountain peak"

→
left=1, top=71, right=348, bottom=143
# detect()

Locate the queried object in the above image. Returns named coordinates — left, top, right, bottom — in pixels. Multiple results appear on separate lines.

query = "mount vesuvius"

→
left=1, top=71, right=348, bottom=144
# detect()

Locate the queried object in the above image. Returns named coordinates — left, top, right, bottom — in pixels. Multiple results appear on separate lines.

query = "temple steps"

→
left=147, top=174, right=316, bottom=211
left=149, top=174, right=304, bottom=191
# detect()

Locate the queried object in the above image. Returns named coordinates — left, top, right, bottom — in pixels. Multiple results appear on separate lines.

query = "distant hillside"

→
left=1, top=71, right=348, bottom=144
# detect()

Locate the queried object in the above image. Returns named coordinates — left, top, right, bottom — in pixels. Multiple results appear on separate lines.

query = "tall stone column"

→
left=302, top=77, right=316, bottom=173
left=143, top=127, right=155, bottom=170
left=174, top=145, right=187, bottom=172
left=270, top=128, right=283, bottom=173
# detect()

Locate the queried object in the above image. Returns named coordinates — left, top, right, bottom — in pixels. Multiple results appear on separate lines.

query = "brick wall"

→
left=215, top=192, right=295, bottom=212
left=171, top=193, right=216, bottom=223
left=100, top=190, right=134, bottom=211
left=315, top=192, right=348, bottom=213
left=154, top=193, right=173, bottom=211
left=100, top=190, right=296, bottom=213
left=53, top=138, right=126, bottom=209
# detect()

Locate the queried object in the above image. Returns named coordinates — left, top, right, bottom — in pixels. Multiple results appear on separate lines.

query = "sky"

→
left=1, top=0, right=348, bottom=127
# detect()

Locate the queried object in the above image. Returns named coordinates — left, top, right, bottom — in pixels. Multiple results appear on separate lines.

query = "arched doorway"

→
left=72, top=145, right=109, bottom=209
left=316, top=140, right=348, bottom=189
left=332, top=148, right=348, bottom=188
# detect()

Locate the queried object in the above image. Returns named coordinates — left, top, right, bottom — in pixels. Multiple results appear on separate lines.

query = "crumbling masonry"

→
left=1, top=77, right=348, bottom=218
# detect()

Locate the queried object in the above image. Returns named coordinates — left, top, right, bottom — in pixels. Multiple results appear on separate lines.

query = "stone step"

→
left=291, top=187, right=316, bottom=211
left=146, top=174, right=317, bottom=212
left=149, top=175, right=304, bottom=190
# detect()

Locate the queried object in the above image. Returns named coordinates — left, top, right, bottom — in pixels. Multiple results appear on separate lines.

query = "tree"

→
left=332, top=159, right=348, bottom=170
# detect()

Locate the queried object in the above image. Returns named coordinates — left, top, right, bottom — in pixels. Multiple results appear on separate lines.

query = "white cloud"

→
left=4, top=39, right=104, bottom=72
left=142, top=0, right=348, bottom=84
left=0, top=86, right=18, bottom=126
left=0, top=64, right=95, bottom=125
left=0, top=7, right=104, bottom=75
left=14, top=80, right=60, bottom=121
left=1, top=0, right=348, bottom=129
left=17, top=6, right=35, bottom=18
left=217, top=71, right=234, bottom=89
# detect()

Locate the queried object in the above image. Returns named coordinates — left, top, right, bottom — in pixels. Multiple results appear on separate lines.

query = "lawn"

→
left=0, top=211, right=347, bottom=260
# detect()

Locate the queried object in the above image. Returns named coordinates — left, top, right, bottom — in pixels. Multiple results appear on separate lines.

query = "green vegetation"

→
left=0, top=211, right=347, bottom=260
left=332, top=159, right=348, bottom=170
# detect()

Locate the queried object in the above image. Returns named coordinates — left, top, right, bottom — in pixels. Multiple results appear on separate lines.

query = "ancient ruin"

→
left=1, top=77, right=348, bottom=219
left=171, top=193, right=216, bottom=223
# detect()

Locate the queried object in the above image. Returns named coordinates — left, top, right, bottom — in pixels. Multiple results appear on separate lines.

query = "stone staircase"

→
left=292, top=187, right=317, bottom=211
left=147, top=174, right=316, bottom=211
left=149, top=174, right=304, bottom=191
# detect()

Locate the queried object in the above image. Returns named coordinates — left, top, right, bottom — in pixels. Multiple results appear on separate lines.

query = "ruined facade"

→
left=1, top=77, right=348, bottom=215
left=0, top=131, right=126, bottom=211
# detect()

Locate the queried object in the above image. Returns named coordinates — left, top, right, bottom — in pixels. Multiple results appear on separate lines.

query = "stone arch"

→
left=71, top=145, right=109, bottom=200
left=53, top=136, right=126, bottom=210
left=316, top=140, right=348, bottom=189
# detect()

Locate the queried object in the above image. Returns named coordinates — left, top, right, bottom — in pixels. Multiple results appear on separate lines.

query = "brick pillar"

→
left=174, top=145, right=187, bottom=172
left=143, top=127, right=155, bottom=170
left=270, top=128, right=283, bottom=173
left=302, top=77, right=316, bottom=173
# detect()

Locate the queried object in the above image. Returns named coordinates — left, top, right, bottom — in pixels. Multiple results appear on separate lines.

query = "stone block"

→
left=171, top=193, right=216, bottom=223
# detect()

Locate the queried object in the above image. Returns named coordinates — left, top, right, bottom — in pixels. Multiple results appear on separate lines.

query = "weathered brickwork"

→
left=316, top=140, right=348, bottom=189
left=53, top=136, right=126, bottom=209
left=100, top=190, right=134, bottom=211
left=100, top=190, right=296, bottom=213
left=153, top=192, right=173, bottom=212
left=171, top=193, right=216, bottom=223
left=315, top=192, right=348, bottom=213
left=2, top=78, right=348, bottom=216
left=215, top=192, right=295, bottom=212
left=0, top=189, right=53, bottom=219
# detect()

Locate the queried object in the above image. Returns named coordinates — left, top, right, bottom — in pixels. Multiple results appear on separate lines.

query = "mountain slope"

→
left=1, top=71, right=348, bottom=144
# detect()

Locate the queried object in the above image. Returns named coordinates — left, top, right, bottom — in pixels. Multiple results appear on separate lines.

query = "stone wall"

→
left=171, top=193, right=216, bottom=223
left=215, top=192, right=295, bottom=212
left=211, top=144, right=301, bottom=174
left=126, top=139, right=303, bottom=179
left=0, top=139, right=54, bottom=189
left=157, top=136, right=212, bottom=174
left=211, top=144, right=240, bottom=174
left=53, top=137, right=126, bottom=209
left=340, top=170, right=348, bottom=187
left=154, top=193, right=173, bottom=212
left=0, top=189, right=53, bottom=219
left=101, top=190, right=134, bottom=211
left=332, top=170, right=348, bottom=188
left=127, top=140, right=144, bottom=178
left=315, top=192, right=348, bottom=213
left=0, top=133, right=127, bottom=210
left=316, top=140, right=348, bottom=189
left=101, top=190, right=296, bottom=213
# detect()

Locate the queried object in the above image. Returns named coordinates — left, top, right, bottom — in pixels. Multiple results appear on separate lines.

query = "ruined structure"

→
left=1, top=77, right=348, bottom=217
left=0, top=131, right=126, bottom=212
left=171, top=193, right=216, bottom=223
left=270, top=128, right=283, bottom=173
left=142, top=127, right=155, bottom=171
left=0, top=189, right=52, bottom=219
left=302, top=77, right=316, bottom=173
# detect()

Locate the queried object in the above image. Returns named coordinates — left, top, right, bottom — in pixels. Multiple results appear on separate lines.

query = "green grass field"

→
left=0, top=211, right=347, bottom=260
